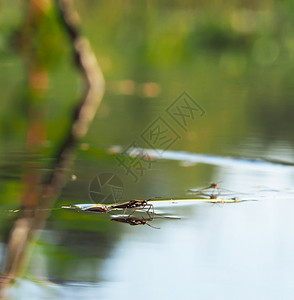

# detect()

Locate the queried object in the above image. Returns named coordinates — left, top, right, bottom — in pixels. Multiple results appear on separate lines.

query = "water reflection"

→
left=3, top=155, right=294, bottom=300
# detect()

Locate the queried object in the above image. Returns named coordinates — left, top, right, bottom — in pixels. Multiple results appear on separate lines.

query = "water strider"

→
left=110, top=199, right=154, bottom=218
left=188, top=182, right=235, bottom=197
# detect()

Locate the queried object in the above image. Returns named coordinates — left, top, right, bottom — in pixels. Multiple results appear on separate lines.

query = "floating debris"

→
left=62, top=203, right=109, bottom=213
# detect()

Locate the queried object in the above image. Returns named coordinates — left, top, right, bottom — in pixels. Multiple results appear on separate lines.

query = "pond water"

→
left=2, top=1, right=294, bottom=299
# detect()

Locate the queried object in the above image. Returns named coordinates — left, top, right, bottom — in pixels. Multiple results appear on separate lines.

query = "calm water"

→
left=2, top=1, right=294, bottom=299
left=3, top=140, right=294, bottom=300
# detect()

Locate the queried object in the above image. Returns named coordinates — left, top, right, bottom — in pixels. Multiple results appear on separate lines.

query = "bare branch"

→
left=0, top=0, right=105, bottom=291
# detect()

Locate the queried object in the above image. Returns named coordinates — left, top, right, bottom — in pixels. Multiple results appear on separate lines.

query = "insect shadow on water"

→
left=111, top=216, right=160, bottom=229
left=207, top=194, right=230, bottom=207
left=205, top=195, right=258, bottom=207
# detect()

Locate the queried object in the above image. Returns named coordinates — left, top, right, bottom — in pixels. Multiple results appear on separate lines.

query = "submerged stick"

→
left=0, top=0, right=105, bottom=291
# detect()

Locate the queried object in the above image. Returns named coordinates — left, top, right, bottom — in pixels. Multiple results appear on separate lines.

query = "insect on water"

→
left=110, top=199, right=154, bottom=218
left=189, top=182, right=234, bottom=197
left=199, top=182, right=221, bottom=195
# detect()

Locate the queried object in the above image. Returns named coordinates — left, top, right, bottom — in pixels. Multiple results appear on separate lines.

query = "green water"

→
left=1, top=1, right=294, bottom=299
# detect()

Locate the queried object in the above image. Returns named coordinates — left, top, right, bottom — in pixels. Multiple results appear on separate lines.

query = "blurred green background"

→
left=2, top=0, right=294, bottom=154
